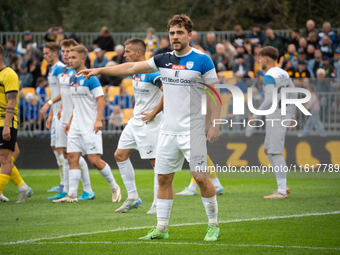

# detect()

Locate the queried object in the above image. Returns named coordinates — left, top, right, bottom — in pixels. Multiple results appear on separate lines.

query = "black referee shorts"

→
left=0, top=127, right=17, bottom=151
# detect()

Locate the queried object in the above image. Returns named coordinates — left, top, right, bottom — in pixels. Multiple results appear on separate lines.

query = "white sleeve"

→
left=253, top=84, right=274, bottom=119
left=147, top=58, right=159, bottom=72
left=92, top=86, right=104, bottom=98
left=203, top=69, right=218, bottom=85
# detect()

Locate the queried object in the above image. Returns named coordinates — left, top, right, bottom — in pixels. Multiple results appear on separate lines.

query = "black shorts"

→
left=0, top=127, right=17, bottom=151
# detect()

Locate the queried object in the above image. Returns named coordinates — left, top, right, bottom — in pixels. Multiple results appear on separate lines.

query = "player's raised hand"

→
left=206, top=126, right=219, bottom=143
left=93, top=120, right=103, bottom=134
left=141, top=111, right=155, bottom=124
left=77, top=69, right=99, bottom=80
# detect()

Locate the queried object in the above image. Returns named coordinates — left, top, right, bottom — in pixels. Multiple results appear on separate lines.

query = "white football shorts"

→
left=67, top=130, right=103, bottom=155
left=264, top=118, right=288, bottom=154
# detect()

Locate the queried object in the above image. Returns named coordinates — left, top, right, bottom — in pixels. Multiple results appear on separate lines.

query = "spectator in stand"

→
left=99, top=61, right=124, bottom=88
left=307, top=31, right=319, bottom=48
left=17, top=31, right=38, bottom=55
left=190, top=31, right=204, bottom=48
left=321, top=55, right=334, bottom=78
left=302, top=19, right=316, bottom=38
left=333, top=48, right=340, bottom=84
left=25, top=95, right=41, bottom=131
left=248, top=23, right=264, bottom=46
left=315, top=68, right=332, bottom=92
left=93, top=48, right=108, bottom=68
left=18, top=92, right=26, bottom=127
left=231, top=25, right=246, bottom=47
left=234, top=72, right=247, bottom=93
left=19, top=63, right=34, bottom=88
left=144, top=27, right=160, bottom=53
left=192, top=42, right=205, bottom=53
left=298, top=82, right=326, bottom=137
left=93, top=26, right=115, bottom=52
left=11, top=55, right=20, bottom=74
left=318, top=22, right=337, bottom=44
left=293, top=61, right=311, bottom=87
left=211, top=43, right=229, bottom=72
left=251, top=71, right=265, bottom=97
left=281, top=43, right=298, bottom=67
left=306, top=44, right=315, bottom=61
left=111, top=44, right=126, bottom=64
left=103, top=94, right=113, bottom=129
left=297, top=37, right=308, bottom=54
left=110, top=105, right=125, bottom=129
left=203, top=32, right=216, bottom=55
left=223, top=40, right=237, bottom=61
left=289, top=28, right=301, bottom=50
left=44, top=27, right=63, bottom=42
left=253, top=53, right=262, bottom=77
left=308, top=48, right=323, bottom=76
left=232, top=53, right=250, bottom=78
left=319, top=35, right=333, bottom=58
left=154, top=37, right=172, bottom=55
left=35, top=77, right=48, bottom=105
left=114, top=86, right=132, bottom=109
left=27, top=59, right=41, bottom=87
left=5, top=39, right=18, bottom=54
left=293, top=49, right=314, bottom=77
left=282, top=60, right=294, bottom=77
left=264, top=28, right=289, bottom=57
left=4, top=47, right=16, bottom=67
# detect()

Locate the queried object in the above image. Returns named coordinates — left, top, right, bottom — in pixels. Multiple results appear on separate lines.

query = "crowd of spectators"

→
left=2, top=19, right=340, bottom=135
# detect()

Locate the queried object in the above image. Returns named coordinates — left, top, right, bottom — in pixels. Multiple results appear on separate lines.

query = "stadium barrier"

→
left=17, top=91, right=340, bottom=137
left=1, top=28, right=338, bottom=48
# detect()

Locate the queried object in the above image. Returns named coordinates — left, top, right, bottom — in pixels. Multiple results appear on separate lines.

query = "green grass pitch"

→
left=1, top=169, right=339, bottom=254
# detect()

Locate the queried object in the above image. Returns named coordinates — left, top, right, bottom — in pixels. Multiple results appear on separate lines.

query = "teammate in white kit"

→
left=53, top=45, right=121, bottom=203
left=114, top=38, right=163, bottom=214
left=40, top=39, right=94, bottom=201
left=249, top=46, right=296, bottom=199
left=79, top=14, right=221, bottom=241
left=43, top=42, right=65, bottom=193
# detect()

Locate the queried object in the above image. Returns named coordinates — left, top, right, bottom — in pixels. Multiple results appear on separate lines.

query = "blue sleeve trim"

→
left=263, top=75, right=276, bottom=86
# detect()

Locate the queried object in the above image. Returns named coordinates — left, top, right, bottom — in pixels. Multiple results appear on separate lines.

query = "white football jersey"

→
left=69, top=74, right=104, bottom=133
left=131, top=72, right=162, bottom=125
left=147, top=48, right=218, bottom=135
left=48, top=61, right=65, bottom=115
left=59, top=66, right=76, bottom=124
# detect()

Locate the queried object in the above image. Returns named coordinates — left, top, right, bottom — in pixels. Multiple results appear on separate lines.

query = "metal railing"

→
left=2, top=28, right=339, bottom=49
left=17, top=91, right=340, bottom=137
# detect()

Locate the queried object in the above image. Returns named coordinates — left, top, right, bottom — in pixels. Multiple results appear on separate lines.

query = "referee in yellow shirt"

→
left=0, top=45, right=32, bottom=203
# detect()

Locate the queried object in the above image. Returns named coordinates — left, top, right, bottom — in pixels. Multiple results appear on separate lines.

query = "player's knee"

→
left=114, top=150, right=127, bottom=162
left=194, top=177, right=207, bottom=186
left=157, top=175, right=171, bottom=186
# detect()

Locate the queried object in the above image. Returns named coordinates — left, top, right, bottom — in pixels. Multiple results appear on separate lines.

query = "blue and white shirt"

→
left=59, top=66, right=76, bottom=124
left=48, top=61, right=65, bottom=115
left=132, top=72, right=162, bottom=125
left=69, top=74, right=104, bottom=133
left=147, top=48, right=218, bottom=135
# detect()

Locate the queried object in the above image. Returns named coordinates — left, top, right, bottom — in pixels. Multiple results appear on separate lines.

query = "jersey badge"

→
left=186, top=61, right=194, bottom=69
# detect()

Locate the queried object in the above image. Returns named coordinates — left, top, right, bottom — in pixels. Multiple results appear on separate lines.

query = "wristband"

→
left=48, top=100, right=53, bottom=106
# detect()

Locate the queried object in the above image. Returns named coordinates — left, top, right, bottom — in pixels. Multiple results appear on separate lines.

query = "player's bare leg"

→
left=147, top=158, right=158, bottom=214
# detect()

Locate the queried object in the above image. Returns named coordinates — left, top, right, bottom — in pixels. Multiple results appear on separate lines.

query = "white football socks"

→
left=58, top=154, right=65, bottom=186
left=271, top=155, right=287, bottom=195
left=99, top=163, right=119, bottom=190
left=117, top=159, right=138, bottom=199
left=63, top=158, right=70, bottom=193
left=79, top=156, right=92, bottom=193
left=157, top=199, right=173, bottom=232
left=211, top=177, right=222, bottom=188
left=202, top=195, right=218, bottom=227
left=53, top=150, right=59, bottom=165
left=68, top=169, right=81, bottom=198
left=18, top=183, right=29, bottom=192
left=188, top=181, right=197, bottom=191
left=152, top=173, right=158, bottom=206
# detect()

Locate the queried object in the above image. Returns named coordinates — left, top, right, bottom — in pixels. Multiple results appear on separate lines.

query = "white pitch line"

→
left=2, top=210, right=339, bottom=246
left=15, top=241, right=340, bottom=251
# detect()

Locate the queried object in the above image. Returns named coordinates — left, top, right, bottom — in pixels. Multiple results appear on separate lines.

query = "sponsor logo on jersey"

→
left=62, top=73, right=69, bottom=77
left=72, top=83, right=79, bottom=87
left=135, top=76, right=141, bottom=82
left=186, top=61, right=194, bottom=69
left=172, top=65, right=185, bottom=70
left=175, top=71, right=180, bottom=77
left=165, top=63, right=173, bottom=67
